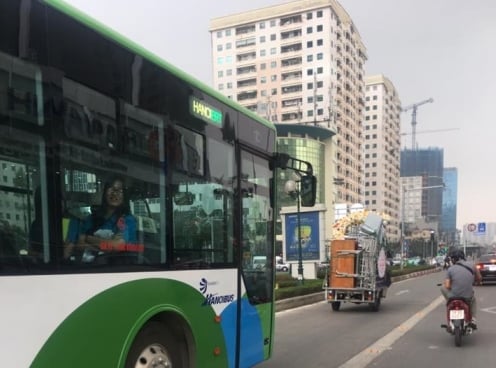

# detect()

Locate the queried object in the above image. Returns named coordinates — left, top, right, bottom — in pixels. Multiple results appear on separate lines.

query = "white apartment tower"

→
left=363, top=75, right=401, bottom=240
left=210, top=0, right=367, bottom=206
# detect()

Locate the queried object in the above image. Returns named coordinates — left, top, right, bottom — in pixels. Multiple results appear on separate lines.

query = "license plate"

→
left=450, top=309, right=464, bottom=319
left=489, top=265, right=496, bottom=271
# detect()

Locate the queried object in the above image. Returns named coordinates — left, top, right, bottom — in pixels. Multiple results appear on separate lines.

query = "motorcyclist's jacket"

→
left=447, top=260, right=475, bottom=299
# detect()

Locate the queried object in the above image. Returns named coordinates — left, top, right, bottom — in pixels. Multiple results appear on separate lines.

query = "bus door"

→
left=238, top=149, right=274, bottom=367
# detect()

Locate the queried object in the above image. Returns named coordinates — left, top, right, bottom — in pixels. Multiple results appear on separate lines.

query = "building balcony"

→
left=281, top=70, right=302, bottom=83
left=281, top=57, right=303, bottom=68
left=280, top=43, right=303, bottom=55
left=280, top=15, right=303, bottom=28
left=281, top=84, right=302, bottom=95
left=235, top=37, right=256, bottom=51
left=281, top=111, right=302, bottom=122
left=281, top=98, right=302, bottom=109
left=237, top=90, right=258, bottom=102
left=235, top=25, right=256, bottom=36
left=236, top=78, right=257, bottom=89
left=280, top=28, right=302, bottom=41
left=236, top=65, right=257, bottom=76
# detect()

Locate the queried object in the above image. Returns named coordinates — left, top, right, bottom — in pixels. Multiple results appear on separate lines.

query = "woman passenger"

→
left=72, top=176, right=137, bottom=260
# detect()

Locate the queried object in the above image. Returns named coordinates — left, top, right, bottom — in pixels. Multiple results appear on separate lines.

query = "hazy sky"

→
left=66, top=0, right=496, bottom=228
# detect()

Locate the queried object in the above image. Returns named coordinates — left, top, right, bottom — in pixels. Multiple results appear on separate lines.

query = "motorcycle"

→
left=440, top=297, right=475, bottom=346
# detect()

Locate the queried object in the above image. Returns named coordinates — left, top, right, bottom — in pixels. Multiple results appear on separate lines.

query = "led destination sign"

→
left=190, top=96, right=222, bottom=126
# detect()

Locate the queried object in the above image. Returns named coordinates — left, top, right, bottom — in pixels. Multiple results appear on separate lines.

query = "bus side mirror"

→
left=300, top=175, right=316, bottom=207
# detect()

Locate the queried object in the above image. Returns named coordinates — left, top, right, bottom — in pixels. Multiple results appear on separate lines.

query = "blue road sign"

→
left=478, top=222, right=486, bottom=233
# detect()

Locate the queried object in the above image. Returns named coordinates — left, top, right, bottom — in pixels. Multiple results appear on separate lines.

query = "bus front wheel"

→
left=126, top=321, right=188, bottom=368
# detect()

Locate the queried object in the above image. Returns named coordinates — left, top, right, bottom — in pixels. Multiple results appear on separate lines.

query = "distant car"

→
left=275, top=256, right=289, bottom=272
left=476, top=254, right=496, bottom=283
left=406, top=256, right=421, bottom=266
left=276, top=262, right=289, bottom=272
left=391, top=257, right=402, bottom=266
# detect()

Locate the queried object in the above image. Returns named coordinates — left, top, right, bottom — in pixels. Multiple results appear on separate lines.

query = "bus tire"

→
left=125, top=321, right=188, bottom=368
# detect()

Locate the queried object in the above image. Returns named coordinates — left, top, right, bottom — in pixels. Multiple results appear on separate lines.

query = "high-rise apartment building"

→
left=363, top=75, right=401, bottom=240
left=209, top=0, right=367, bottom=208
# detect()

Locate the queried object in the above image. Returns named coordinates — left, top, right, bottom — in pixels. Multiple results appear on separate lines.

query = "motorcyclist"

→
left=440, top=249, right=481, bottom=328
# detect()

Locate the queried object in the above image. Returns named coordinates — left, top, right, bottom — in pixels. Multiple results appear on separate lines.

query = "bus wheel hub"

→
left=135, top=343, right=171, bottom=368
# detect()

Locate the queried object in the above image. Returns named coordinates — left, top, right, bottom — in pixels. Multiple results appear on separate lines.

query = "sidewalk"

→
left=275, top=267, right=442, bottom=312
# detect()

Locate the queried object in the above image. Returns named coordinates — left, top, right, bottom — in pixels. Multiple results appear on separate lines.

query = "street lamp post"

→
left=430, top=230, right=435, bottom=258
left=284, top=179, right=304, bottom=284
left=400, top=184, right=444, bottom=270
left=400, top=187, right=406, bottom=270
left=296, top=187, right=304, bottom=282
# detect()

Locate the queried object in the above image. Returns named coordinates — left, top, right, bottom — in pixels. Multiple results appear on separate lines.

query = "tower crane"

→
left=400, top=128, right=459, bottom=136
left=402, top=98, right=434, bottom=149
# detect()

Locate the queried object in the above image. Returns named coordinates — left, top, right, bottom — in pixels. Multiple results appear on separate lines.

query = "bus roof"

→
left=45, top=0, right=276, bottom=131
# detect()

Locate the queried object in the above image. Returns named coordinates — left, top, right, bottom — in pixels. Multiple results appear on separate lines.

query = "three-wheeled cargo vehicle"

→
left=323, top=213, right=391, bottom=311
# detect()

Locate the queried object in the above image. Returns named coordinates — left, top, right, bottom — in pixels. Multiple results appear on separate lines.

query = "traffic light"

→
left=430, top=231, right=435, bottom=242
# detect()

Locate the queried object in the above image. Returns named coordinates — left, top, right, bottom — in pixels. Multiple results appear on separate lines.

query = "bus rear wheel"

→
left=126, top=321, right=188, bottom=368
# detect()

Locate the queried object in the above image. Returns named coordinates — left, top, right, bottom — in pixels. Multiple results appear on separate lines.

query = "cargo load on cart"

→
left=323, top=212, right=391, bottom=311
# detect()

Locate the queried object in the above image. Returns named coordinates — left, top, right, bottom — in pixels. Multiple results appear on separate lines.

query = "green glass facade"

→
left=276, top=137, right=326, bottom=208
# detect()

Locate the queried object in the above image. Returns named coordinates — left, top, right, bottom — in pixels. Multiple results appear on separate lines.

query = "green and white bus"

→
left=0, top=1, right=316, bottom=367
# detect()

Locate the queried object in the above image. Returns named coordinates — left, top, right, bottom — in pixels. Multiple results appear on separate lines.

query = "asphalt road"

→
left=259, top=272, right=496, bottom=368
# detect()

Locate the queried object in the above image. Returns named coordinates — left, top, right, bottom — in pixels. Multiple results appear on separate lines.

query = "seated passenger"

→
left=76, top=176, right=137, bottom=261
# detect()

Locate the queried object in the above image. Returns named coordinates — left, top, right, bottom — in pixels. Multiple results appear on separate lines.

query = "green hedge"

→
left=274, top=278, right=323, bottom=301
left=390, top=264, right=435, bottom=277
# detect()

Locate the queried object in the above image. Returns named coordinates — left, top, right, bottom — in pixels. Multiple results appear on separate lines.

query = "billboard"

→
left=285, top=211, right=320, bottom=261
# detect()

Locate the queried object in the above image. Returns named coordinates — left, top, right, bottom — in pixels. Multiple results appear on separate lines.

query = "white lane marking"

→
left=481, top=306, right=496, bottom=314
left=338, top=295, right=444, bottom=368
left=276, top=300, right=327, bottom=314
left=395, top=289, right=410, bottom=296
